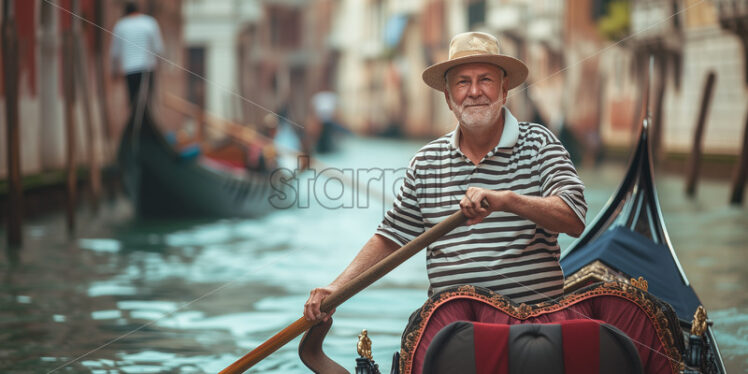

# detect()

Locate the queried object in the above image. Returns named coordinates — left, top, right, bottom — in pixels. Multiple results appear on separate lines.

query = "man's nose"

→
left=468, top=80, right=481, bottom=97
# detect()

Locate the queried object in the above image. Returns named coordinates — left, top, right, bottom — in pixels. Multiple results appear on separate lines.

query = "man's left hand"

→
left=459, top=187, right=511, bottom=225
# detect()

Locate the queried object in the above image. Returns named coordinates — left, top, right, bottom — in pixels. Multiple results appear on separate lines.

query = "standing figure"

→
left=110, top=1, right=164, bottom=109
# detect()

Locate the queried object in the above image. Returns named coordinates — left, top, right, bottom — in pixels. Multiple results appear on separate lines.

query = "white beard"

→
left=449, top=95, right=503, bottom=130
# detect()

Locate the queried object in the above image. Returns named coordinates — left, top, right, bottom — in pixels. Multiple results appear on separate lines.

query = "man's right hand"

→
left=304, top=286, right=338, bottom=322
left=301, top=235, right=398, bottom=323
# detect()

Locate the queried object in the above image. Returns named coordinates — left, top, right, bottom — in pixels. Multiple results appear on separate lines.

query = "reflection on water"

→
left=1, top=136, right=747, bottom=373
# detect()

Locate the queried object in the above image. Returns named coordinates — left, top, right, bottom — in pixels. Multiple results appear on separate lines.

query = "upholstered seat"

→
left=397, top=283, right=684, bottom=374
left=422, top=319, right=643, bottom=374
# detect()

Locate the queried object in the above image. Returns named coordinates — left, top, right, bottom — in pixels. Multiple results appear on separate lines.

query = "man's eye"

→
left=481, top=78, right=492, bottom=82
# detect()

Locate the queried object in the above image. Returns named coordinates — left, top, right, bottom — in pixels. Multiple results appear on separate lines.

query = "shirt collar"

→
left=449, top=107, right=520, bottom=151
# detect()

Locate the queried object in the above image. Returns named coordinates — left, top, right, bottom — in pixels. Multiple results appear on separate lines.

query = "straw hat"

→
left=422, top=31, right=528, bottom=91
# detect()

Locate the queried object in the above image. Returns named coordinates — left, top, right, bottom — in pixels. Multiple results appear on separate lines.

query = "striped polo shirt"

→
left=376, top=108, right=587, bottom=305
left=110, top=14, right=164, bottom=74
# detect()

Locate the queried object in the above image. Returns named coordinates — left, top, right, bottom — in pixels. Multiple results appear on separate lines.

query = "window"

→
left=268, top=5, right=302, bottom=48
left=186, top=46, right=206, bottom=108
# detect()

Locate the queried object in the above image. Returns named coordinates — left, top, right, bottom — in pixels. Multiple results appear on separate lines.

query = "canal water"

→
left=1, top=136, right=747, bottom=373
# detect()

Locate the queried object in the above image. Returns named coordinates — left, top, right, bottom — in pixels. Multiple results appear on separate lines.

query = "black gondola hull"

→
left=117, top=110, right=284, bottom=218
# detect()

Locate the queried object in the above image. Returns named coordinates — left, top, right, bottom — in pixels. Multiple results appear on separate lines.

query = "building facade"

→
left=331, top=0, right=747, bottom=161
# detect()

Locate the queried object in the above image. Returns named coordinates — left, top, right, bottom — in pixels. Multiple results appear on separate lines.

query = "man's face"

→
left=444, top=63, right=508, bottom=130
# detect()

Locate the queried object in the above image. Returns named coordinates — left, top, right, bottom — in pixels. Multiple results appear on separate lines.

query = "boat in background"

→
left=117, top=109, right=289, bottom=218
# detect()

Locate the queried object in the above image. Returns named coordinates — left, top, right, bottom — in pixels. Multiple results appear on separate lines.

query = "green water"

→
left=1, top=136, right=746, bottom=373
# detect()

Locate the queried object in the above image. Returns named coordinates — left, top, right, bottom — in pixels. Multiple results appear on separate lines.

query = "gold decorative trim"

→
left=563, top=260, right=628, bottom=293
left=399, top=282, right=684, bottom=374
left=357, top=329, right=373, bottom=360
left=690, top=305, right=707, bottom=337
left=630, top=276, right=649, bottom=292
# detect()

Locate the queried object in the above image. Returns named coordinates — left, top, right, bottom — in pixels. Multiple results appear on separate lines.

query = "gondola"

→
left=117, top=107, right=288, bottom=218
left=558, top=119, right=726, bottom=373
left=295, top=109, right=725, bottom=373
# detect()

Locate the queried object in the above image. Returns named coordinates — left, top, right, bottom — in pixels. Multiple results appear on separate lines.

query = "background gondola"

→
left=117, top=108, right=289, bottom=218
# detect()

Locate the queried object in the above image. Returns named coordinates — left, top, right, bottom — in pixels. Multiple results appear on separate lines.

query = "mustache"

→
left=460, top=97, right=492, bottom=107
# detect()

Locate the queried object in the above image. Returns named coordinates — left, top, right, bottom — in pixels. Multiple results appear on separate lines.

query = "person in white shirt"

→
left=109, top=2, right=164, bottom=108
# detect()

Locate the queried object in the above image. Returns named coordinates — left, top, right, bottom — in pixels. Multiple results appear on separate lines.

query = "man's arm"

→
left=303, top=234, right=399, bottom=321
left=460, top=187, right=585, bottom=237
left=304, top=155, right=423, bottom=321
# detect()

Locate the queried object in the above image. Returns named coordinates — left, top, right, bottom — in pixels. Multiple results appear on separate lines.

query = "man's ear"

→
left=444, top=89, right=452, bottom=110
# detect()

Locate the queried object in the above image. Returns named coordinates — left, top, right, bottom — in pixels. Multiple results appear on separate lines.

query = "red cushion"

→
left=410, top=295, right=671, bottom=374
left=473, top=323, right=509, bottom=374
left=561, top=319, right=600, bottom=374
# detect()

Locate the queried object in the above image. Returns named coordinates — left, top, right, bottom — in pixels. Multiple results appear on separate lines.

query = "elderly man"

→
left=304, top=32, right=586, bottom=322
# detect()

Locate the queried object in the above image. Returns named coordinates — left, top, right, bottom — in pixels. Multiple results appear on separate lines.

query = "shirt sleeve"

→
left=535, top=135, right=588, bottom=225
left=375, top=158, right=425, bottom=246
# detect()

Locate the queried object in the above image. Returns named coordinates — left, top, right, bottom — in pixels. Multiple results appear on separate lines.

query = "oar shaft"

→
left=218, top=317, right=312, bottom=373
left=320, top=210, right=468, bottom=311
left=220, top=210, right=469, bottom=374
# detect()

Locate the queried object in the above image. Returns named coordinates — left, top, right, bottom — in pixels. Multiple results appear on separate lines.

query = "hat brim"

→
left=422, top=54, right=528, bottom=91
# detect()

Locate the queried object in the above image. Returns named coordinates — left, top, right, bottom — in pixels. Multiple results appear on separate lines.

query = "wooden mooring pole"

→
left=651, top=53, right=667, bottom=164
left=93, top=0, right=112, bottom=156
left=730, top=104, right=748, bottom=205
left=2, top=0, right=23, bottom=247
left=72, top=0, right=102, bottom=211
left=685, top=72, right=717, bottom=197
left=714, top=0, right=748, bottom=205
left=62, top=30, right=77, bottom=234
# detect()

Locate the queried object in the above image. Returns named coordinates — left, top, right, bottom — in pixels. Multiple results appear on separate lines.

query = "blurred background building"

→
left=331, top=0, right=747, bottom=165
left=1, top=0, right=747, bottom=182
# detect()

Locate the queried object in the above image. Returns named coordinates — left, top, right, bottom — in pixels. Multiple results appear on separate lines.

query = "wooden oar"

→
left=219, top=205, right=481, bottom=374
